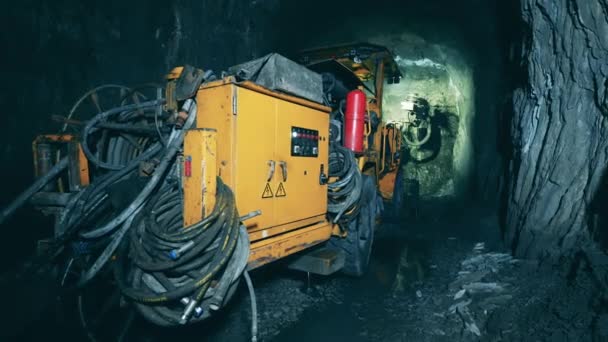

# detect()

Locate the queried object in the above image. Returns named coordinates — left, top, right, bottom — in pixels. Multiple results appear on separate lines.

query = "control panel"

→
left=291, top=126, right=319, bottom=157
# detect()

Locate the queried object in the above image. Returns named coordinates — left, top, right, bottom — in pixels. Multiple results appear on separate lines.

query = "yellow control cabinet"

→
left=192, top=78, right=332, bottom=268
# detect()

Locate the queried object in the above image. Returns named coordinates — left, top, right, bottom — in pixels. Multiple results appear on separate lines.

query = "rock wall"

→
left=505, top=0, right=608, bottom=269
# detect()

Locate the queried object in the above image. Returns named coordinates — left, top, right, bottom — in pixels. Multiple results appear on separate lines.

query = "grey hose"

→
left=56, top=143, right=162, bottom=238
left=81, top=99, right=165, bottom=170
left=209, top=225, right=250, bottom=311
left=244, top=270, right=258, bottom=342
left=80, top=100, right=196, bottom=239
left=77, top=214, right=138, bottom=286
left=332, top=171, right=362, bottom=223
left=327, top=145, right=363, bottom=223
left=0, top=157, right=69, bottom=225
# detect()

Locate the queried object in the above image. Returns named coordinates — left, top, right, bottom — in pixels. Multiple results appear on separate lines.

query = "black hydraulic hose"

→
left=209, top=225, right=250, bottom=311
left=327, top=144, right=363, bottom=223
left=114, top=178, right=247, bottom=326
left=244, top=270, right=258, bottom=342
left=47, top=101, right=187, bottom=289
left=117, top=185, right=238, bottom=303
left=79, top=100, right=196, bottom=239
left=95, top=122, right=166, bottom=136
left=81, top=99, right=164, bottom=170
left=0, top=157, right=69, bottom=225
left=77, top=214, right=137, bottom=286
left=56, top=143, right=163, bottom=241
left=24, top=72, right=250, bottom=328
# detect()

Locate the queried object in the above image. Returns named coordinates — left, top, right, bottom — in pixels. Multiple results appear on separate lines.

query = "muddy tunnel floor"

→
left=9, top=206, right=607, bottom=341
left=202, top=206, right=606, bottom=342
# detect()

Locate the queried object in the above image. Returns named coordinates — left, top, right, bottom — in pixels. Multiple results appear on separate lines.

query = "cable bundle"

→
left=48, top=94, right=250, bottom=327
left=114, top=178, right=248, bottom=326
left=55, top=99, right=196, bottom=288
left=1, top=76, right=260, bottom=339
left=327, top=144, right=363, bottom=223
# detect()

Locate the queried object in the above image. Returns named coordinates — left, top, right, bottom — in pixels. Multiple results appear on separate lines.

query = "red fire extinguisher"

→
left=343, top=89, right=366, bottom=154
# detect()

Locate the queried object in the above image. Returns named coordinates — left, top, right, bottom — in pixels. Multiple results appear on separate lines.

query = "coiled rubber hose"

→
left=114, top=178, right=249, bottom=326
left=81, top=99, right=165, bottom=170
left=327, top=144, right=363, bottom=223
left=6, top=78, right=255, bottom=333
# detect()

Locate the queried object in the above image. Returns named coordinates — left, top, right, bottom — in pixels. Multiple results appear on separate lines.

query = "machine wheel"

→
left=330, top=175, right=377, bottom=276
left=391, top=164, right=404, bottom=218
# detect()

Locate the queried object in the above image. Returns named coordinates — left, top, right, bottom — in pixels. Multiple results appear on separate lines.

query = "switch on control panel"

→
left=291, top=126, right=319, bottom=157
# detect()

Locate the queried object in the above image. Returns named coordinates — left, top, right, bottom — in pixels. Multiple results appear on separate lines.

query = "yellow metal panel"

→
left=196, top=85, right=236, bottom=187
left=183, top=129, right=217, bottom=226
left=247, top=214, right=326, bottom=242
left=248, top=220, right=333, bottom=270
left=274, top=99, right=329, bottom=225
left=233, top=86, right=277, bottom=231
left=194, top=78, right=336, bottom=268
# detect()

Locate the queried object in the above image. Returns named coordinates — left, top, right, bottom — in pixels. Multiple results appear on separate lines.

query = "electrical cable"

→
left=114, top=178, right=248, bottom=326
left=10, top=72, right=256, bottom=335
left=81, top=99, right=165, bottom=170
left=327, top=144, right=363, bottom=224
left=77, top=100, right=195, bottom=239
left=244, top=270, right=258, bottom=342
left=48, top=99, right=171, bottom=285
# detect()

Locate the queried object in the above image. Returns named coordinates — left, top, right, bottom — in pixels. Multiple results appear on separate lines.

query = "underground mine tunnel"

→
left=1, top=0, right=607, bottom=341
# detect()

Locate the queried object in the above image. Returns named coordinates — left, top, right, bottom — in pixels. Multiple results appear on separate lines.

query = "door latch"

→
left=267, top=160, right=276, bottom=181
left=319, top=164, right=328, bottom=185
left=278, top=161, right=288, bottom=182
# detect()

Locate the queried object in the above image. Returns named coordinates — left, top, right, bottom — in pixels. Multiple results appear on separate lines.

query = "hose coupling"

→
left=180, top=299, right=197, bottom=324
left=180, top=297, right=203, bottom=319
left=168, top=240, right=195, bottom=260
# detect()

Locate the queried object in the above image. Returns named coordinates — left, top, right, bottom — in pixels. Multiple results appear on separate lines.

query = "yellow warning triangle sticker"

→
left=262, top=183, right=273, bottom=198
left=275, top=183, right=286, bottom=197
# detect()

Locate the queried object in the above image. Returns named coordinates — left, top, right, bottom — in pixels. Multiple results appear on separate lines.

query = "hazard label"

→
left=262, top=183, right=274, bottom=198
left=275, top=183, right=286, bottom=197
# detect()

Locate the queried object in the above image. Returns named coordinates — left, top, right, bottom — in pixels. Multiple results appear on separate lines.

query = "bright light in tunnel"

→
left=400, top=100, right=415, bottom=111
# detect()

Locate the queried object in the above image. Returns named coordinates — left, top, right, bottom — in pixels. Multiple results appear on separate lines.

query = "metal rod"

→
left=240, top=210, right=262, bottom=222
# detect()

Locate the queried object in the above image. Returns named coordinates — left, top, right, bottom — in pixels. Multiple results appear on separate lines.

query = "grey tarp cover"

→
left=228, top=53, right=324, bottom=105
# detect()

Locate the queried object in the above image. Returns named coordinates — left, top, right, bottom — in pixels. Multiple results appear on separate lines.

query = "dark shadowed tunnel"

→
left=0, top=0, right=607, bottom=341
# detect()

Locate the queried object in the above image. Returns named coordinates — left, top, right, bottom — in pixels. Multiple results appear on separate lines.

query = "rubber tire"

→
left=329, top=175, right=377, bottom=277
left=391, top=165, right=404, bottom=218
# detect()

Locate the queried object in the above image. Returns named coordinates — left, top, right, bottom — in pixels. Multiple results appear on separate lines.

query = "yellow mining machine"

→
left=0, top=43, right=403, bottom=338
